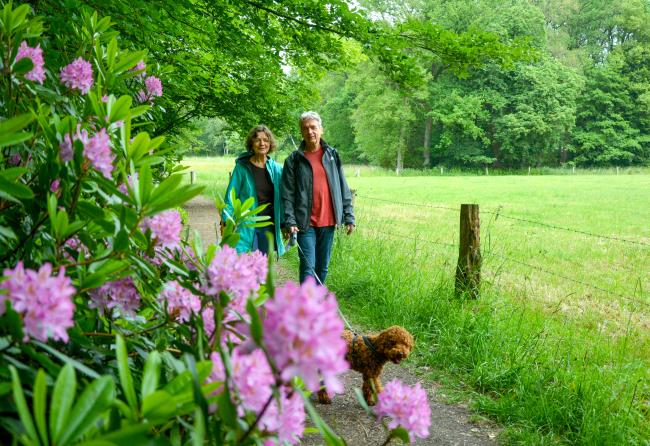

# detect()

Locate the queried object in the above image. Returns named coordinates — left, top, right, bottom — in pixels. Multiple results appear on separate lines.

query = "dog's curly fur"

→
left=318, top=325, right=414, bottom=406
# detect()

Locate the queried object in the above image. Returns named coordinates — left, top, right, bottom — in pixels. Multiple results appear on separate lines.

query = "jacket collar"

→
left=299, top=138, right=331, bottom=154
left=236, top=152, right=272, bottom=166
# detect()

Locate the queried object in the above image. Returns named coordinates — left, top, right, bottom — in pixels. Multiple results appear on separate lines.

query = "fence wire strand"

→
left=357, top=194, right=650, bottom=248
left=350, top=207, right=649, bottom=309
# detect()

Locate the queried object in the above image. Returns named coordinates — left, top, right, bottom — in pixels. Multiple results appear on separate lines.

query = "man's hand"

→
left=282, top=226, right=299, bottom=240
left=345, top=224, right=355, bottom=235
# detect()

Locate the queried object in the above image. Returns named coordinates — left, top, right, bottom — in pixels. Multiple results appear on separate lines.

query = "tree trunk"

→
left=423, top=116, right=432, bottom=167
left=491, top=140, right=501, bottom=168
left=397, top=115, right=404, bottom=174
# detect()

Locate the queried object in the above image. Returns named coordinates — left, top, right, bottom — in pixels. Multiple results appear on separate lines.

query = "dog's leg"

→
left=373, top=376, right=383, bottom=395
left=317, top=387, right=332, bottom=404
left=362, top=375, right=378, bottom=406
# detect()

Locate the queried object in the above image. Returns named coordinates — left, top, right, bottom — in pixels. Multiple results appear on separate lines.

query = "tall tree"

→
left=28, top=0, right=374, bottom=136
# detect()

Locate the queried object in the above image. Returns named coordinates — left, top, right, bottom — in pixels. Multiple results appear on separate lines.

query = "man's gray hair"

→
left=299, top=111, right=322, bottom=128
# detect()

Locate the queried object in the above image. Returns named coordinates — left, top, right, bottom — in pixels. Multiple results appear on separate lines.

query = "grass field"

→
left=182, top=156, right=650, bottom=444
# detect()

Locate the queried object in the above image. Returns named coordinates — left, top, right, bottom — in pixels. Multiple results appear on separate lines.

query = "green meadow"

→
left=183, top=157, right=650, bottom=444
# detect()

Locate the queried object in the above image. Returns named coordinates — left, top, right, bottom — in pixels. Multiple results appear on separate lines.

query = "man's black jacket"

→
left=281, top=139, right=355, bottom=232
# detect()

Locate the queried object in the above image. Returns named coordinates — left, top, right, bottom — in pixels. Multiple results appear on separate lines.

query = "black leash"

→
left=292, top=232, right=379, bottom=357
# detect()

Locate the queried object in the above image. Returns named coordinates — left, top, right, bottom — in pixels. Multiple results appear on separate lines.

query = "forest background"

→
left=178, top=0, right=650, bottom=173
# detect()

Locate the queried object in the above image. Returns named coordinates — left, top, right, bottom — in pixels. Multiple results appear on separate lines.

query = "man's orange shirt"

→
left=304, top=148, right=335, bottom=227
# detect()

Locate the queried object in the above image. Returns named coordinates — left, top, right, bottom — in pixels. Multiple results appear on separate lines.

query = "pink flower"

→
left=101, top=95, right=109, bottom=103
left=141, top=210, right=183, bottom=249
left=204, top=246, right=267, bottom=315
left=61, top=236, right=86, bottom=262
left=1, top=262, right=76, bottom=342
left=208, top=350, right=226, bottom=395
left=376, top=380, right=431, bottom=442
left=50, top=179, right=60, bottom=193
left=89, top=277, right=140, bottom=316
left=83, top=128, right=114, bottom=178
left=145, top=76, right=163, bottom=97
left=202, top=306, right=215, bottom=340
left=263, top=278, right=349, bottom=392
left=209, top=347, right=274, bottom=414
left=9, top=153, right=21, bottom=165
left=160, top=281, right=200, bottom=322
left=15, top=41, right=45, bottom=84
left=261, top=389, right=305, bottom=445
left=136, top=75, right=163, bottom=103
left=131, top=60, right=146, bottom=79
left=60, top=57, right=93, bottom=94
left=59, top=126, right=89, bottom=162
left=136, top=90, right=148, bottom=103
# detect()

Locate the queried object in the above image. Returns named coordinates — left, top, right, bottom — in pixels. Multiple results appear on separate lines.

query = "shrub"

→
left=0, top=4, right=430, bottom=445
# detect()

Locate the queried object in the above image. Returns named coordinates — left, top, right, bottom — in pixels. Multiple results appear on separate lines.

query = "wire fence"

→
left=357, top=194, right=650, bottom=248
left=352, top=194, right=649, bottom=311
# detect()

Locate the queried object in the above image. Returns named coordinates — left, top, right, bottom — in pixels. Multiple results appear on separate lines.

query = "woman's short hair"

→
left=245, top=125, right=277, bottom=153
left=299, top=111, right=322, bottom=128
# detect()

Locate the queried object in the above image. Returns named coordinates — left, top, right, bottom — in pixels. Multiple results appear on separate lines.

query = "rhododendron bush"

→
left=0, top=3, right=429, bottom=445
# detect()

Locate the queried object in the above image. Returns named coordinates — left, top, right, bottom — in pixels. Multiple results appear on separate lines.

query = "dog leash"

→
left=293, top=234, right=357, bottom=333
left=292, top=235, right=383, bottom=365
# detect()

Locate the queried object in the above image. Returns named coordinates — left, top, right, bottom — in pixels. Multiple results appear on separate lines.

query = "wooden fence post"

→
left=455, top=204, right=481, bottom=298
left=190, top=171, right=196, bottom=184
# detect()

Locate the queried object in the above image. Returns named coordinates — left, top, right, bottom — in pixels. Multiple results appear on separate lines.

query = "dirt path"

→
left=183, top=197, right=500, bottom=445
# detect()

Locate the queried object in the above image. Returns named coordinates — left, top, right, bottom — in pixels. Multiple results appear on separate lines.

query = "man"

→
left=281, top=111, right=355, bottom=284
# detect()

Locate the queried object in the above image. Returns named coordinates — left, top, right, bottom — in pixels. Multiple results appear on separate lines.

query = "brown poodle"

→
left=318, top=325, right=414, bottom=406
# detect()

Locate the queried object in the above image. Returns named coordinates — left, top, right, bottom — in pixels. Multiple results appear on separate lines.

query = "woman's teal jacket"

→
left=222, top=152, right=285, bottom=256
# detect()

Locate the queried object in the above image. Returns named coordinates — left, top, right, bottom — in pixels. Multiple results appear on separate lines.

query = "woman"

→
left=222, top=125, right=285, bottom=256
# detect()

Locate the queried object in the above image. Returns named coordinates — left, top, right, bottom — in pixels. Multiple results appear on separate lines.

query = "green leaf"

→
left=265, top=231, right=275, bottom=296
left=163, top=371, right=194, bottom=396
left=390, top=427, right=411, bottom=444
left=106, top=38, right=118, bottom=68
left=0, top=167, right=28, bottom=180
left=129, top=105, right=150, bottom=119
left=33, top=369, right=49, bottom=445
left=109, top=96, right=132, bottom=123
left=54, top=209, right=69, bottom=241
left=47, top=193, right=57, bottom=224
left=10, top=4, right=30, bottom=30
left=114, top=50, right=147, bottom=74
left=95, top=15, right=112, bottom=33
left=192, top=407, right=205, bottom=446
left=142, top=390, right=176, bottom=419
left=57, top=376, right=115, bottom=446
left=147, top=184, right=204, bottom=215
left=116, top=335, right=138, bottom=416
left=0, top=175, right=33, bottom=202
left=0, top=130, right=32, bottom=148
left=141, top=351, right=161, bottom=401
left=353, top=387, right=372, bottom=414
left=216, top=385, right=237, bottom=428
left=138, top=164, right=153, bottom=206
left=9, top=366, right=39, bottom=444
left=13, top=56, right=34, bottom=75
left=246, top=299, right=263, bottom=346
left=0, top=224, right=17, bottom=241
left=50, top=364, right=77, bottom=443
left=82, top=260, right=129, bottom=290
left=80, top=423, right=153, bottom=445
left=33, top=341, right=101, bottom=379
left=0, top=113, right=33, bottom=134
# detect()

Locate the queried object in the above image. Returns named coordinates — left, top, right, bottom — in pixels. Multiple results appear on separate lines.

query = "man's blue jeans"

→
left=297, top=226, right=335, bottom=284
